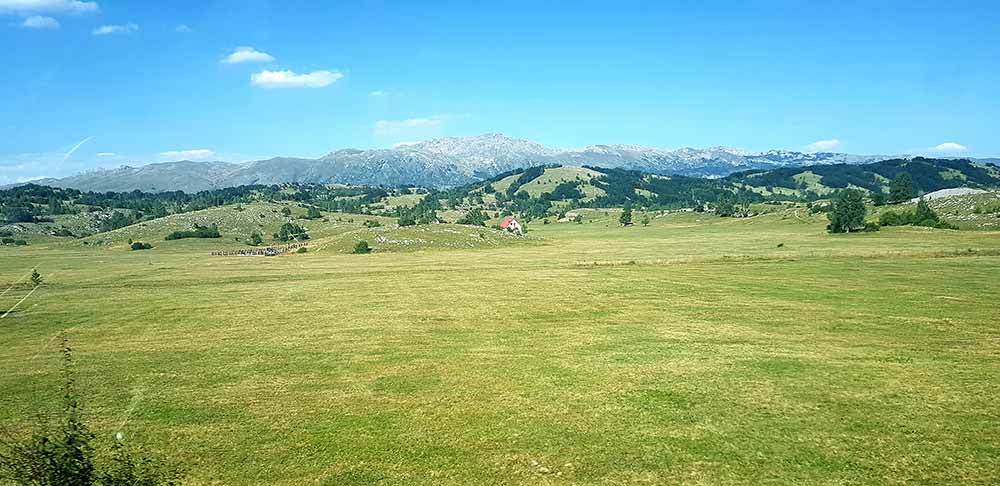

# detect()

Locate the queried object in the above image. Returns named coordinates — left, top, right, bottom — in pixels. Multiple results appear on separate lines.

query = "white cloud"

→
left=250, top=69, right=343, bottom=88
left=806, top=138, right=841, bottom=152
left=222, top=46, right=274, bottom=64
left=0, top=0, right=99, bottom=15
left=159, top=149, right=214, bottom=160
left=369, top=90, right=387, bottom=97
left=96, top=152, right=115, bottom=156
left=174, top=24, right=191, bottom=33
left=930, top=142, right=967, bottom=153
left=91, top=23, right=137, bottom=36
left=22, top=15, right=58, bottom=28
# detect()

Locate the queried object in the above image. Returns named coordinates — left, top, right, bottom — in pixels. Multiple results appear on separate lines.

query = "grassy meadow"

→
left=1, top=208, right=999, bottom=484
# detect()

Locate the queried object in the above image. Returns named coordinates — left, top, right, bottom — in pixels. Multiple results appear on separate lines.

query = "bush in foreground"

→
left=0, top=339, right=182, bottom=485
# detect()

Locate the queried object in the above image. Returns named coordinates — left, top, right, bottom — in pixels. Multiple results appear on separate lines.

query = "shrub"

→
left=879, top=199, right=957, bottom=229
left=248, top=232, right=263, bottom=246
left=362, top=220, right=381, bottom=228
left=398, top=214, right=416, bottom=227
left=165, top=224, right=221, bottom=240
left=130, top=242, right=153, bottom=251
left=353, top=241, right=371, bottom=254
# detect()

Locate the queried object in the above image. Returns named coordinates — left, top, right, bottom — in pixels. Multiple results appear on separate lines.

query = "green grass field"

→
left=2, top=209, right=999, bottom=485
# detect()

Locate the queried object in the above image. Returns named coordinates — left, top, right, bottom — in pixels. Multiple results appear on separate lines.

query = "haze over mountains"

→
left=33, top=133, right=925, bottom=192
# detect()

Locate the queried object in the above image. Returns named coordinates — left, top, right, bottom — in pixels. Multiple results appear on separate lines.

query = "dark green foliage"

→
left=362, top=220, right=381, bottom=228
left=870, top=191, right=887, bottom=206
left=727, top=158, right=998, bottom=201
left=505, top=166, right=548, bottom=196
left=879, top=199, right=958, bottom=229
left=455, top=208, right=489, bottom=226
left=889, top=172, right=916, bottom=203
left=274, top=222, right=308, bottom=242
left=305, top=207, right=322, bottom=219
left=0, top=339, right=182, bottom=486
left=640, top=214, right=651, bottom=226
left=482, top=184, right=496, bottom=194
left=130, top=242, right=153, bottom=251
left=540, top=182, right=585, bottom=201
left=248, top=232, right=263, bottom=246
left=827, top=189, right=867, bottom=233
left=352, top=241, right=371, bottom=254
left=2, top=206, right=35, bottom=223
left=619, top=204, right=633, bottom=226
left=99, top=212, right=134, bottom=233
left=280, top=207, right=292, bottom=217
left=397, top=214, right=416, bottom=227
left=164, top=223, right=221, bottom=240
left=296, top=247, right=308, bottom=254
left=31, top=269, right=43, bottom=286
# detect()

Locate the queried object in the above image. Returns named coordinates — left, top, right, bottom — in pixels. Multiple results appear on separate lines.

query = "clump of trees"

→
left=827, top=189, right=877, bottom=233
left=165, top=223, right=221, bottom=241
left=0, top=338, right=183, bottom=485
left=456, top=208, right=489, bottom=226
left=274, top=222, right=309, bottom=242
left=880, top=199, right=957, bottom=229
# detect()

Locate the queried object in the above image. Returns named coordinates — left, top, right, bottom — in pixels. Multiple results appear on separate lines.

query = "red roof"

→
left=500, top=216, right=515, bottom=229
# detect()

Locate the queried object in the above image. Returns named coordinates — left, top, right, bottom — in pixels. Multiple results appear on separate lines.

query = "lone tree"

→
left=248, top=232, right=264, bottom=246
left=889, top=172, right=916, bottom=204
left=619, top=203, right=633, bottom=226
left=827, top=188, right=867, bottom=233
left=640, top=214, right=651, bottom=227
left=30, top=269, right=42, bottom=287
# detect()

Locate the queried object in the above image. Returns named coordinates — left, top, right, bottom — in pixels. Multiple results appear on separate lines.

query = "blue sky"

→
left=1, top=0, right=998, bottom=183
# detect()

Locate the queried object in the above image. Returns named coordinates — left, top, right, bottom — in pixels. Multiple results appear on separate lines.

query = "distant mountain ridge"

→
left=29, top=133, right=973, bottom=192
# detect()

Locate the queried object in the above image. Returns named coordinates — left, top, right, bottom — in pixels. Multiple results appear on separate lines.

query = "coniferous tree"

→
left=889, top=172, right=916, bottom=204
left=619, top=203, right=633, bottom=226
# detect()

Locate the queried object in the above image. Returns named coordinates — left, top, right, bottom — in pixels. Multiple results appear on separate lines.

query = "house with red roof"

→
left=499, top=216, right=523, bottom=235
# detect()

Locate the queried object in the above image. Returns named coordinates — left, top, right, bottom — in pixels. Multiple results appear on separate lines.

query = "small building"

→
left=500, top=216, right=523, bottom=235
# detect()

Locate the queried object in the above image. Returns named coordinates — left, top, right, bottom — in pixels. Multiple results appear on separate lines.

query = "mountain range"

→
left=28, top=133, right=946, bottom=192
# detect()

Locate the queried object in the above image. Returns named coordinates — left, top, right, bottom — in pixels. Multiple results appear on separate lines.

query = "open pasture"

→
left=1, top=210, right=998, bottom=485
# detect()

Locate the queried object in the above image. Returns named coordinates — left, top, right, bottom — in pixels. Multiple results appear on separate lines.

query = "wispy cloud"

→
left=374, top=114, right=468, bottom=136
left=806, top=138, right=841, bottom=152
left=250, top=69, right=343, bottom=88
left=91, top=23, right=137, bottom=36
left=222, top=46, right=274, bottom=64
left=159, top=149, right=214, bottom=160
left=63, top=136, right=91, bottom=161
left=21, top=15, right=58, bottom=28
left=96, top=152, right=115, bottom=157
left=174, top=24, right=191, bottom=33
left=0, top=0, right=99, bottom=15
left=930, top=142, right=967, bottom=153
left=369, top=90, right=388, bottom=97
